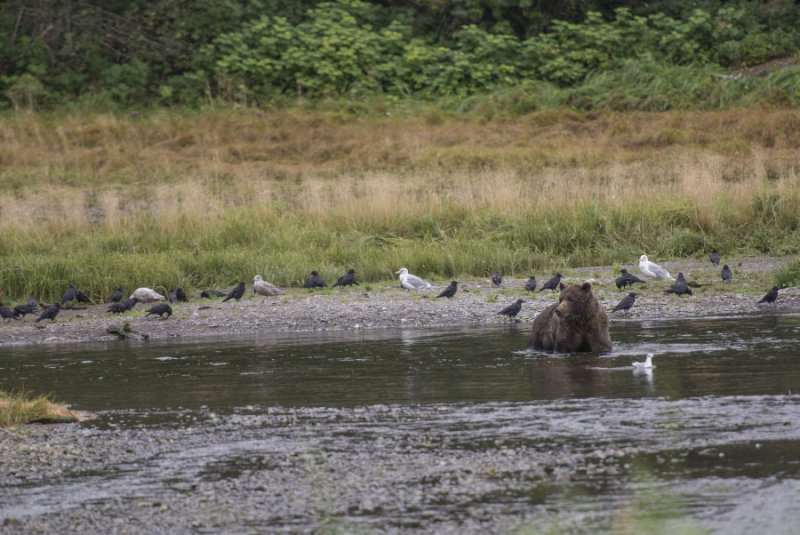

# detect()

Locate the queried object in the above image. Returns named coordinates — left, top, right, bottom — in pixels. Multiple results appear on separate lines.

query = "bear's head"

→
left=554, top=282, right=598, bottom=326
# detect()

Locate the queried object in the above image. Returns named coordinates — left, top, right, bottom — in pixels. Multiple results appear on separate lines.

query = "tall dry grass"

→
left=0, top=108, right=798, bottom=300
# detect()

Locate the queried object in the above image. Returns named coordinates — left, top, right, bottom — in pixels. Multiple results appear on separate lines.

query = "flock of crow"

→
left=0, top=253, right=783, bottom=326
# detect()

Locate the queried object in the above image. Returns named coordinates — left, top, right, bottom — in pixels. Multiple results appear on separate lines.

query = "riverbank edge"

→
left=0, top=255, right=797, bottom=348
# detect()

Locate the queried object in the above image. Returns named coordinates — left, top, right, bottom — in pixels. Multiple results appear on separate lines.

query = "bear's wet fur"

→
left=528, top=281, right=611, bottom=353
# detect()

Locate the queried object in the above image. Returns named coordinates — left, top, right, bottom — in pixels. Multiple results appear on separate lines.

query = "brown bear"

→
left=528, top=281, right=611, bottom=353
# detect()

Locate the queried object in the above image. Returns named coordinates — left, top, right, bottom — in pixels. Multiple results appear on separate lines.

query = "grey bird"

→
left=612, top=292, right=638, bottom=313
left=0, top=302, right=19, bottom=322
left=665, top=272, right=692, bottom=296
left=721, top=265, right=732, bottom=282
left=539, top=273, right=563, bottom=292
left=710, top=250, right=721, bottom=265
left=60, top=285, right=77, bottom=305
left=169, top=290, right=179, bottom=303
left=303, top=270, right=327, bottom=288
left=524, top=276, right=537, bottom=292
left=437, top=281, right=458, bottom=298
left=146, top=303, right=173, bottom=319
left=36, top=302, right=61, bottom=323
left=108, top=287, right=123, bottom=303
left=492, top=272, right=502, bottom=287
left=615, top=269, right=647, bottom=289
left=222, top=282, right=246, bottom=302
left=332, top=269, right=358, bottom=287
left=498, top=299, right=524, bottom=319
left=758, top=286, right=779, bottom=305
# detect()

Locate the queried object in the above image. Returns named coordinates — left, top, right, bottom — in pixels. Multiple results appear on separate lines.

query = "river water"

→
left=1, top=314, right=799, bottom=534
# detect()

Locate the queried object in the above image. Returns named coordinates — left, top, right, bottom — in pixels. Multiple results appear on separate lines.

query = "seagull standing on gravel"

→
left=638, top=255, right=674, bottom=280
left=632, top=353, right=655, bottom=369
left=253, top=275, right=283, bottom=296
left=395, top=268, right=432, bottom=290
left=130, top=287, right=165, bottom=303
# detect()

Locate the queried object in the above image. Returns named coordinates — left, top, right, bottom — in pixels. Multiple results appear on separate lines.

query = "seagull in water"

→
left=395, top=268, right=432, bottom=290
left=632, top=353, right=655, bottom=369
left=639, top=255, right=674, bottom=280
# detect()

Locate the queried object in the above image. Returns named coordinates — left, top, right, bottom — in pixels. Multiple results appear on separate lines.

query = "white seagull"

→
left=632, top=353, right=655, bottom=369
left=130, top=287, right=165, bottom=303
left=395, top=267, right=432, bottom=290
left=253, top=275, right=283, bottom=296
left=638, top=255, right=674, bottom=280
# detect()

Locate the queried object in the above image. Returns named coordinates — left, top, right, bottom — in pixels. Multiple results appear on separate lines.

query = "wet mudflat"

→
left=1, top=315, right=800, bottom=534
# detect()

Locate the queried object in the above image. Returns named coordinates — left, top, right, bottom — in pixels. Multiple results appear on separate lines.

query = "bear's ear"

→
left=581, top=282, right=592, bottom=292
left=558, top=281, right=566, bottom=290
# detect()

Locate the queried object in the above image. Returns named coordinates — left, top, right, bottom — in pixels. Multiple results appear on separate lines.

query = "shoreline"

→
left=0, top=256, right=797, bottom=348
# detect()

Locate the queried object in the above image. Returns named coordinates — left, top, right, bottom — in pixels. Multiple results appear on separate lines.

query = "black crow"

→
left=13, top=303, right=37, bottom=319
left=710, top=250, right=720, bottom=265
left=303, top=271, right=327, bottom=288
left=332, top=269, right=358, bottom=287
left=200, top=290, right=226, bottom=299
left=437, top=281, right=458, bottom=298
left=758, top=286, right=779, bottom=305
left=721, top=265, right=732, bottom=282
left=176, top=287, right=188, bottom=302
left=60, top=284, right=76, bottom=305
left=524, top=276, right=537, bottom=292
left=0, top=302, right=19, bottom=322
left=665, top=272, right=692, bottom=296
left=107, top=297, right=138, bottom=314
left=539, top=273, right=563, bottom=292
left=612, top=292, right=638, bottom=313
left=36, top=303, right=61, bottom=323
left=222, top=282, right=246, bottom=302
left=108, top=287, right=123, bottom=303
left=492, top=272, right=502, bottom=287
left=146, top=303, right=173, bottom=318
left=615, top=269, right=647, bottom=289
left=498, top=299, right=524, bottom=319
left=75, top=289, right=91, bottom=304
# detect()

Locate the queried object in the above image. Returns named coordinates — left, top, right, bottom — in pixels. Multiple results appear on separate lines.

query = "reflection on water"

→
left=1, top=314, right=799, bottom=410
left=1, top=314, right=799, bottom=534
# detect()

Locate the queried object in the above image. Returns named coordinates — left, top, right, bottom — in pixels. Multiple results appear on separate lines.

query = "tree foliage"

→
left=1, top=0, right=799, bottom=109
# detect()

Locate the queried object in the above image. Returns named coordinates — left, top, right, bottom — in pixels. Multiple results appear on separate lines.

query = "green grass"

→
left=1, top=201, right=798, bottom=303
left=0, top=389, right=71, bottom=427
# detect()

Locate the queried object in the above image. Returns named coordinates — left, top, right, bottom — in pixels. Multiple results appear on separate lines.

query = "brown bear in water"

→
left=528, top=281, right=611, bottom=353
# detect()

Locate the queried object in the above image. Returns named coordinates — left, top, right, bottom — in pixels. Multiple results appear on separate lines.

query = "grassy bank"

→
left=0, top=389, right=79, bottom=426
left=1, top=108, right=799, bottom=302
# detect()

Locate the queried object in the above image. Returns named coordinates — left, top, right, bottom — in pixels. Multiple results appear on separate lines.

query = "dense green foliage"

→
left=3, top=0, right=800, bottom=110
